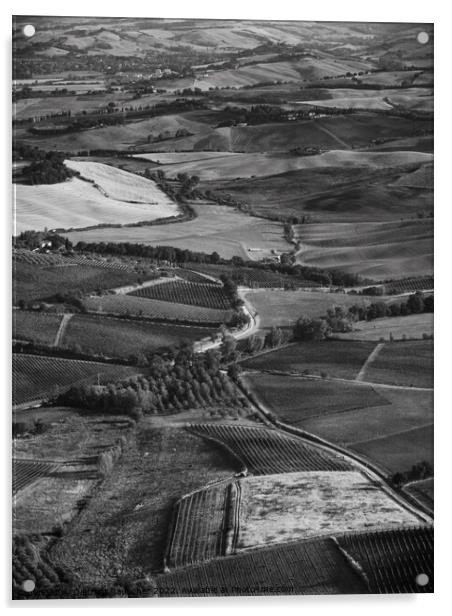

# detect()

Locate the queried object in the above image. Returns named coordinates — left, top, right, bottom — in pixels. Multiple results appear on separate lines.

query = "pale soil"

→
left=236, top=471, right=420, bottom=551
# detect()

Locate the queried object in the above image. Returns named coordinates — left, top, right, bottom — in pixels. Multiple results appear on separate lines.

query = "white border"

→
left=2, top=1, right=450, bottom=614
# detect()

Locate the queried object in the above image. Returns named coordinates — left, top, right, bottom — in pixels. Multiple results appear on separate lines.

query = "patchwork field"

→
left=12, top=353, right=140, bottom=406
left=242, top=340, right=378, bottom=380
left=295, top=88, right=433, bottom=112
left=295, top=219, right=433, bottom=279
left=65, top=201, right=290, bottom=260
left=14, top=160, right=180, bottom=234
left=157, top=536, right=366, bottom=596
left=61, top=314, right=213, bottom=358
left=84, top=294, right=233, bottom=325
left=291, top=386, right=433, bottom=474
left=336, top=313, right=434, bottom=341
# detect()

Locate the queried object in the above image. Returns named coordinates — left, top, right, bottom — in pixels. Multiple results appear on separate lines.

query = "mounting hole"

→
left=22, top=579, right=35, bottom=592
left=415, top=573, right=429, bottom=587
left=417, top=32, right=429, bottom=45
left=23, top=24, right=36, bottom=38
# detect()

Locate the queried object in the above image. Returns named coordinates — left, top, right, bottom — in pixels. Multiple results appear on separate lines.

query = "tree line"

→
left=292, top=292, right=433, bottom=341
left=58, top=349, right=250, bottom=420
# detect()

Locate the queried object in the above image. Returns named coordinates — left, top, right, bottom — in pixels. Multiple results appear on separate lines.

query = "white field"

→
left=237, top=471, right=421, bottom=551
left=14, top=161, right=180, bottom=233
left=137, top=150, right=433, bottom=181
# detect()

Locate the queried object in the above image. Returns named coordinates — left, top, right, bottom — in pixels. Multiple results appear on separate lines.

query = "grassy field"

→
left=243, top=289, right=374, bottom=329
left=13, top=261, right=147, bottom=304
left=61, top=314, right=214, bottom=358
left=157, top=535, right=366, bottom=596
left=84, top=293, right=233, bottom=324
left=365, top=339, right=433, bottom=388
left=65, top=200, right=290, bottom=261
left=295, top=219, right=433, bottom=280
left=336, top=313, right=434, bottom=341
left=13, top=310, right=63, bottom=345
left=50, top=423, right=237, bottom=584
left=12, top=353, right=140, bottom=406
left=242, top=340, right=378, bottom=379
left=236, top=471, right=420, bottom=550
left=15, top=164, right=180, bottom=234
left=243, top=373, right=388, bottom=424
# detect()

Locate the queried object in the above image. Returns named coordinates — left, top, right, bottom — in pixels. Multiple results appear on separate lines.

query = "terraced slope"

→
left=188, top=424, right=352, bottom=474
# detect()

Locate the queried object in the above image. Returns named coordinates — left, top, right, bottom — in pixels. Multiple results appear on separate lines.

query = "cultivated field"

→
left=12, top=353, right=140, bottom=406
left=243, top=372, right=388, bottom=425
left=14, top=260, right=149, bottom=304
left=242, top=340, right=378, bottom=380
left=336, top=313, right=433, bottom=341
left=64, top=160, right=176, bottom=206
left=14, top=163, right=180, bottom=234
left=83, top=294, right=233, bottom=324
left=295, top=219, right=433, bottom=280
left=296, top=387, right=433, bottom=474
left=13, top=459, right=61, bottom=495
left=157, top=536, right=366, bottom=596
left=405, top=478, right=434, bottom=512
left=337, top=526, right=433, bottom=593
left=128, top=280, right=232, bottom=310
left=61, top=314, right=214, bottom=357
left=188, top=424, right=352, bottom=474
left=65, top=201, right=290, bottom=261
left=13, top=310, right=64, bottom=346
left=364, top=339, right=433, bottom=388
left=153, top=150, right=432, bottom=181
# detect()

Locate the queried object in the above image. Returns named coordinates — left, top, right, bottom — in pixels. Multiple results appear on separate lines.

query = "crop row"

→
left=184, top=263, right=321, bottom=289
left=384, top=277, right=434, bottom=294
left=13, top=459, right=60, bottom=495
left=337, top=526, right=433, bottom=593
left=12, top=353, right=139, bottom=405
left=172, top=268, right=219, bottom=285
left=158, top=536, right=366, bottom=596
left=128, top=280, right=232, bottom=310
left=84, top=294, right=233, bottom=325
left=13, top=249, right=138, bottom=272
left=188, top=424, right=352, bottom=474
left=166, top=481, right=232, bottom=569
